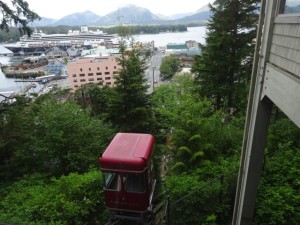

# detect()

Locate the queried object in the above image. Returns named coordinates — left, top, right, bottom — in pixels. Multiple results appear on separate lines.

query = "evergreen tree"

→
left=0, top=0, right=40, bottom=35
left=192, top=0, right=259, bottom=112
left=107, top=37, right=153, bottom=132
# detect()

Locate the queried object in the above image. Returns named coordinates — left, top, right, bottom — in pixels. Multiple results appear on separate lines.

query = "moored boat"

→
left=3, top=26, right=117, bottom=53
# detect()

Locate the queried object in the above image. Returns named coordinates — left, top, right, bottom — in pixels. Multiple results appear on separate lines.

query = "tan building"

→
left=67, top=56, right=121, bottom=91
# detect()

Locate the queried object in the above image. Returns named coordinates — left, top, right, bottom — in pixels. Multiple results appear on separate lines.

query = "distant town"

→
left=0, top=25, right=201, bottom=101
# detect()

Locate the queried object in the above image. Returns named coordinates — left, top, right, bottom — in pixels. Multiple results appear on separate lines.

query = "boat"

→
left=3, top=26, right=117, bottom=54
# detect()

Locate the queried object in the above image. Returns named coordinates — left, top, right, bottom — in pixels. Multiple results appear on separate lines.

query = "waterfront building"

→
left=185, top=40, right=199, bottom=49
left=67, top=47, right=81, bottom=58
left=67, top=56, right=121, bottom=91
left=165, top=40, right=201, bottom=66
left=46, top=47, right=68, bottom=59
left=44, top=63, right=66, bottom=76
left=81, top=46, right=120, bottom=57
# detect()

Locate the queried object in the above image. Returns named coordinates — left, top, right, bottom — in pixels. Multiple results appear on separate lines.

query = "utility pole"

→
left=152, top=66, right=155, bottom=92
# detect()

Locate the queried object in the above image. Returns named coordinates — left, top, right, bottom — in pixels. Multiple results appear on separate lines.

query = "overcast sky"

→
left=24, top=0, right=214, bottom=19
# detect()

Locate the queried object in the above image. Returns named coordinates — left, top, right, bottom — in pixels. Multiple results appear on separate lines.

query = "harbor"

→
left=0, top=54, right=70, bottom=102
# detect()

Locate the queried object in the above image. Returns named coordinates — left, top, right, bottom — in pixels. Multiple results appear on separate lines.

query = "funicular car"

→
left=99, top=133, right=156, bottom=223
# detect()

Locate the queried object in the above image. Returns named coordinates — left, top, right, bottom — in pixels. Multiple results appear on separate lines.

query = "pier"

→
left=14, top=74, right=57, bottom=83
left=10, top=84, right=33, bottom=97
left=0, top=84, right=36, bottom=103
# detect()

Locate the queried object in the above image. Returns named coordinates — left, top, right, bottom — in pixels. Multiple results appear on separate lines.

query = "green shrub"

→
left=0, top=170, right=108, bottom=225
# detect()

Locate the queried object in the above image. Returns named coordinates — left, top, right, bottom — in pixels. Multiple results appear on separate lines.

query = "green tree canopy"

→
left=152, top=75, right=243, bottom=173
left=0, top=170, right=107, bottom=225
left=0, top=96, right=115, bottom=179
left=160, top=56, right=180, bottom=80
left=106, top=37, right=153, bottom=132
left=192, top=0, right=259, bottom=111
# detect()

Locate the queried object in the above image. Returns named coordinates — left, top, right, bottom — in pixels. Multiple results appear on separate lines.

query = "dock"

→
left=10, top=84, right=33, bottom=98
left=4, top=70, right=43, bottom=78
left=0, top=84, right=33, bottom=103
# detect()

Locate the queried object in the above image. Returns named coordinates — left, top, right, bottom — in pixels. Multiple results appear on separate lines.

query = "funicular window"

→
left=104, top=173, right=121, bottom=191
left=124, top=173, right=146, bottom=193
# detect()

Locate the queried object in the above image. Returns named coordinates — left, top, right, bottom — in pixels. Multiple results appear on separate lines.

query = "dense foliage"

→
left=192, top=0, right=259, bottom=112
left=152, top=76, right=300, bottom=224
left=254, top=117, right=300, bottom=225
left=152, top=75, right=243, bottom=224
left=159, top=56, right=180, bottom=80
left=75, top=37, right=154, bottom=133
left=103, top=24, right=188, bottom=35
left=0, top=95, right=115, bottom=180
left=0, top=170, right=107, bottom=225
left=107, top=37, right=153, bottom=132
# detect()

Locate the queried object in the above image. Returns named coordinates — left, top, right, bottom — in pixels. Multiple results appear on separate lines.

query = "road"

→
left=145, top=50, right=164, bottom=93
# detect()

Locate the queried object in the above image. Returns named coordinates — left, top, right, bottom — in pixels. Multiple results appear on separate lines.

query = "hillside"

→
left=29, top=4, right=211, bottom=27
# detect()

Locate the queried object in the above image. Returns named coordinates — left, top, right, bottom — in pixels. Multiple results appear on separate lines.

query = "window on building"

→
left=97, top=67, right=100, bottom=70
left=89, top=68, right=91, bottom=71
left=113, top=71, right=118, bottom=75
left=106, top=82, right=111, bottom=85
left=97, top=78, right=102, bottom=80
left=74, top=85, right=78, bottom=88
left=89, top=78, right=94, bottom=81
left=80, top=79, right=86, bottom=82
left=96, top=72, right=102, bottom=75
left=106, top=66, right=108, bottom=70
left=114, top=66, right=116, bottom=69
left=79, top=73, right=85, bottom=77
left=72, top=74, right=77, bottom=77
left=73, top=79, right=77, bottom=82
left=80, top=68, right=82, bottom=72
left=88, top=73, right=93, bottom=76
left=105, top=77, right=111, bottom=80
left=105, top=72, right=110, bottom=75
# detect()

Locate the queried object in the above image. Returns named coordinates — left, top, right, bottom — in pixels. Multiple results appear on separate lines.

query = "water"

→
left=0, top=26, right=207, bottom=94
left=0, top=56, right=44, bottom=101
left=0, top=57, right=17, bottom=92
left=134, top=26, right=207, bottom=47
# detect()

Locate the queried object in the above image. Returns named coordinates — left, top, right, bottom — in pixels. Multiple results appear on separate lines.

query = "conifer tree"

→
left=0, top=0, right=40, bottom=35
left=192, top=0, right=259, bottom=112
left=108, top=36, right=153, bottom=132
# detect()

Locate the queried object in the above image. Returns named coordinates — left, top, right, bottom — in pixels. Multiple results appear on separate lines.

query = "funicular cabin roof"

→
left=99, top=133, right=155, bottom=172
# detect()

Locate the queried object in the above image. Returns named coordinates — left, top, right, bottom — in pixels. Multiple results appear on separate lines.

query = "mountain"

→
left=29, top=4, right=211, bottom=27
left=169, top=12, right=195, bottom=20
left=29, top=17, right=57, bottom=27
left=174, top=5, right=211, bottom=23
left=52, top=11, right=102, bottom=26
left=93, top=5, right=165, bottom=26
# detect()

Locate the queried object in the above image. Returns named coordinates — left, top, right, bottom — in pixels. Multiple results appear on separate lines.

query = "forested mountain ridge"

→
left=29, top=4, right=211, bottom=27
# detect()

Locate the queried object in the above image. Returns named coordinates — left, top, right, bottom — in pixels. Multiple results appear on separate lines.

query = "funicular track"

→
left=105, top=194, right=165, bottom=225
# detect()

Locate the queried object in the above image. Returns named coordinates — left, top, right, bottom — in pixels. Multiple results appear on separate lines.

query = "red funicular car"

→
left=99, top=133, right=156, bottom=223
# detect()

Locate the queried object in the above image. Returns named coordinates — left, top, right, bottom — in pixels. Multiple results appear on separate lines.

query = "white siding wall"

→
left=269, top=16, right=300, bottom=78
